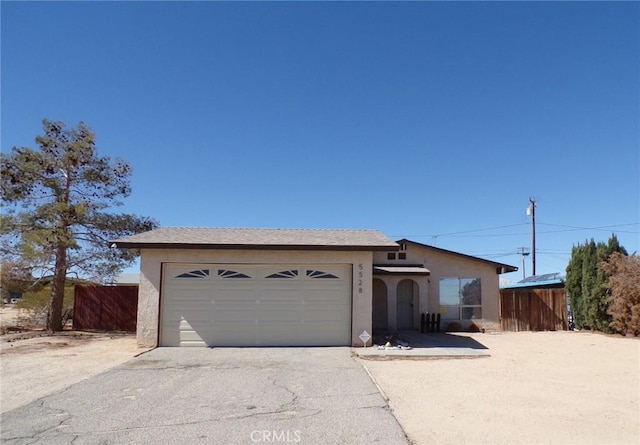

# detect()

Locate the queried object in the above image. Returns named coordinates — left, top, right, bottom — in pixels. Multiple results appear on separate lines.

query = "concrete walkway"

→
left=354, top=331, right=491, bottom=360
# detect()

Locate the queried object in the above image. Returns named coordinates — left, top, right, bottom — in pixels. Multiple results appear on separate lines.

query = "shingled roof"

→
left=112, top=227, right=399, bottom=251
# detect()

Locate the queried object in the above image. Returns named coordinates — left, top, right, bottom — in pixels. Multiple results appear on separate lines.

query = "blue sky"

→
left=2, top=1, right=638, bottom=281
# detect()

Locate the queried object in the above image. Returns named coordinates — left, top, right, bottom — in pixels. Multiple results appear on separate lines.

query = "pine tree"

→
left=1, top=119, right=158, bottom=331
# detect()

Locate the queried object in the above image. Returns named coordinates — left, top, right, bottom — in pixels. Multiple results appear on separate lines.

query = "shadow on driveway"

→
left=399, top=331, right=489, bottom=349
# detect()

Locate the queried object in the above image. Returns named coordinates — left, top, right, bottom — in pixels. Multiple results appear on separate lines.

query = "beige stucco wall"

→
left=137, top=248, right=373, bottom=348
left=373, top=245, right=514, bottom=330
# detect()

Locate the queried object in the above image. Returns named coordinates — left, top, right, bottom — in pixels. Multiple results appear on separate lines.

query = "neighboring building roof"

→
left=518, top=272, right=564, bottom=284
left=112, top=227, right=399, bottom=251
left=398, top=239, right=519, bottom=274
left=373, top=265, right=431, bottom=275
left=501, top=273, right=565, bottom=289
left=111, top=273, right=140, bottom=285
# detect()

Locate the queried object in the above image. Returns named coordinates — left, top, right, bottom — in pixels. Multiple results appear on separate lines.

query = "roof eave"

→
left=397, top=238, right=518, bottom=274
left=372, top=264, right=431, bottom=275
left=373, top=270, right=431, bottom=276
left=111, top=242, right=400, bottom=252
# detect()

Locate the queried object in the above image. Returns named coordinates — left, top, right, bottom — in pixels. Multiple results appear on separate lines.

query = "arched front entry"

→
left=372, top=278, right=388, bottom=332
left=397, top=279, right=418, bottom=330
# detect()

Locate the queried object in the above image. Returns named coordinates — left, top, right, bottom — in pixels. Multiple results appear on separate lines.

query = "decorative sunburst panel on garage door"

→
left=217, top=269, right=252, bottom=279
left=176, top=269, right=210, bottom=278
left=266, top=270, right=299, bottom=279
left=306, top=270, right=339, bottom=279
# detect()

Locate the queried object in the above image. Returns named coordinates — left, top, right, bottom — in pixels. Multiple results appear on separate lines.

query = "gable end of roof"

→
left=397, top=238, right=518, bottom=274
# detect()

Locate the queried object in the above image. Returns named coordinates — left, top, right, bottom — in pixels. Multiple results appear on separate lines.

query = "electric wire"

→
left=391, top=222, right=639, bottom=240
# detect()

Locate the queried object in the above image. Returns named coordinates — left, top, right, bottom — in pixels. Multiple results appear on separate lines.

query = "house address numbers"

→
left=357, top=263, right=363, bottom=294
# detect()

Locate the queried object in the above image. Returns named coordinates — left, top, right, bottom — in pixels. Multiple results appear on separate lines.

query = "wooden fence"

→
left=73, top=285, right=138, bottom=332
left=500, top=287, right=568, bottom=331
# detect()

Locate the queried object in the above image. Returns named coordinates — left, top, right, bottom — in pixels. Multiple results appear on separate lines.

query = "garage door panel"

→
left=210, top=327, right=258, bottom=345
left=165, top=312, right=209, bottom=323
left=302, top=290, right=350, bottom=301
left=163, top=304, right=210, bottom=315
left=301, top=309, right=350, bottom=321
left=211, top=286, right=256, bottom=293
left=301, top=324, right=349, bottom=339
left=161, top=319, right=208, bottom=347
left=212, top=297, right=258, bottom=306
left=177, top=318, right=206, bottom=330
left=212, top=309, right=258, bottom=322
left=163, top=311, right=210, bottom=325
left=258, top=309, right=303, bottom=322
left=180, top=342, right=208, bottom=347
left=163, top=308, right=209, bottom=321
left=177, top=330, right=207, bottom=342
left=163, top=289, right=214, bottom=303
left=161, top=263, right=351, bottom=347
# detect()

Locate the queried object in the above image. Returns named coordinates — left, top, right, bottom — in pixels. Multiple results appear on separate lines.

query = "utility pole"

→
left=527, top=198, right=537, bottom=276
left=517, top=247, right=530, bottom=279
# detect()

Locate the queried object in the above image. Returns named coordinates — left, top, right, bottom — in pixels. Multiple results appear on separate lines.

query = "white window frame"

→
left=439, top=277, right=482, bottom=320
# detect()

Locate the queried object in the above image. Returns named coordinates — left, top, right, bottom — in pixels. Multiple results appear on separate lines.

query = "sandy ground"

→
left=0, top=330, right=144, bottom=413
left=0, top=305, right=26, bottom=328
left=361, top=331, right=640, bottom=445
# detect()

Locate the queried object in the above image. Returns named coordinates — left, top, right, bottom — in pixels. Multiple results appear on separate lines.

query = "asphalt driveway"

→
left=1, top=347, right=409, bottom=445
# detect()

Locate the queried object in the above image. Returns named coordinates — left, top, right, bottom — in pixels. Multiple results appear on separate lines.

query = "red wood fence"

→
left=73, top=285, right=138, bottom=332
left=500, top=288, right=568, bottom=331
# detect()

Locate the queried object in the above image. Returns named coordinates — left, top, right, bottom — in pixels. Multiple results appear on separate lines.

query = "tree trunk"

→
left=47, top=244, right=67, bottom=332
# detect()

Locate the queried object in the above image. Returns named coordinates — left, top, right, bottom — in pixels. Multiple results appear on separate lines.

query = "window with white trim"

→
left=439, top=277, right=482, bottom=320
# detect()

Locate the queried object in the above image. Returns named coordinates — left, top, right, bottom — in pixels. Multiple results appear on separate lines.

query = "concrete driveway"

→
left=1, top=347, right=409, bottom=445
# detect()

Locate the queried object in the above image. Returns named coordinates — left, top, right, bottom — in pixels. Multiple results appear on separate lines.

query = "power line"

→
left=391, top=222, right=639, bottom=240
left=390, top=226, right=525, bottom=238
left=389, top=223, right=528, bottom=239
left=539, top=222, right=638, bottom=229
left=537, top=222, right=639, bottom=234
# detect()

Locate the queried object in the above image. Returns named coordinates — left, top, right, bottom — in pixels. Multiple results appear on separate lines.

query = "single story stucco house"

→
left=112, top=227, right=517, bottom=348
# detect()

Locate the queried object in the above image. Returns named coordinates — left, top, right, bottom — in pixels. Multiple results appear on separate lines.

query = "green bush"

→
left=468, top=323, right=481, bottom=333
left=447, top=322, right=462, bottom=332
left=15, top=283, right=74, bottom=326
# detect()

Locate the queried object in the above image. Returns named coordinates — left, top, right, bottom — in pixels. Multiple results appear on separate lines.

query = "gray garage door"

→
left=160, top=264, right=352, bottom=346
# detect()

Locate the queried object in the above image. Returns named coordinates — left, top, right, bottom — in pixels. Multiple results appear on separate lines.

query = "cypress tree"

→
left=566, top=244, right=586, bottom=328
left=566, top=235, right=627, bottom=333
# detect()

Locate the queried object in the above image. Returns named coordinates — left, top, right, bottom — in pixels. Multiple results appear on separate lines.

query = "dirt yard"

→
left=0, top=329, right=144, bottom=413
left=0, top=305, right=25, bottom=330
left=361, top=331, right=640, bottom=445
